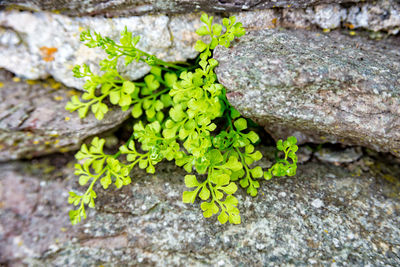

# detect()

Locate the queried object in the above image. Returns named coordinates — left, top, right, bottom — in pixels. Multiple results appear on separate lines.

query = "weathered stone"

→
left=315, top=147, right=363, bottom=163
left=0, top=10, right=202, bottom=89
left=0, top=70, right=129, bottom=161
left=1, top=0, right=366, bottom=16
left=214, top=29, right=400, bottom=157
left=1, top=148, right=399, bottom=266
left=280, top=0, right=400, bottom=34
left=1, top=1, right=399, bottom=90
left=347, top=0, right=400, bottom=34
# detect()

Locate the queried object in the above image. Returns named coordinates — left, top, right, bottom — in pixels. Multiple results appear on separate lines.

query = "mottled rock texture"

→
left=281, top=0, right=400, bottom=34
left=214, top=29, right=400, bottom=157
left=1, top=0, right=366, bottom=16
left=0, top=11, right=201, bottom=89
left=0, top=70, right=129, bottom=161
left=1, top=148, right=399, bottom=266
left=235, top=0, right=400, bottom=34
left=1, top=0, right=399, bottom=90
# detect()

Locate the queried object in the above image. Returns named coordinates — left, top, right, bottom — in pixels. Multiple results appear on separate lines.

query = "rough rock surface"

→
left=1, top=148, right=399, bottom=266
left=1, top=0, right=399, bottom=90
left=315, top=147, right=363, bottom=163
left=0, top=11, right=202, bottom=89
left=0, top=70, right=129, bottom=161
left=233, top=0, right=400, bottom=34
left=214, top=29, right=400, bottom=157
left=1, top=0, right=366, bottom=16
left=282, top=0, right=400, bottom=34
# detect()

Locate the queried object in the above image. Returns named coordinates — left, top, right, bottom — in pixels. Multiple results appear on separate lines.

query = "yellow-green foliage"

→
left=66, top=13, right=298, bottom=225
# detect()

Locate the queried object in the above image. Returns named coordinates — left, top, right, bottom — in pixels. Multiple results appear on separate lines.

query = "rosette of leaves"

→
left=67, top=13, right=298, bottom=225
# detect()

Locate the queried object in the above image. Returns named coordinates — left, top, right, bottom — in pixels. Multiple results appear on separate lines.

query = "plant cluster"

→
left=66, top=14, right=298, bottom=225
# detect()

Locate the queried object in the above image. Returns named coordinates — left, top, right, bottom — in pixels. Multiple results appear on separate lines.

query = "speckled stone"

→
left=0, top=11, right=202, bottom=89
left=214, top=29, right=400, bottom=157
left=0, top=70, right=129, bottom=161
left=315, top=147, right=363, bottom=163
left=0, top=149, right=399, bottom=266
left=1, top=0, right=366, bottom=16
left=281, top=0, right=400, bottom=34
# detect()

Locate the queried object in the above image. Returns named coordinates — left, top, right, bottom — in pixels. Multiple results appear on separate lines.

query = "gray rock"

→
left=347, top=0, right=400, bottom=34
left=281, top=0, right=400, bottom=34
left=0, top=70, right=129, bottom=161
left=1, top=148, right=399, bottom=266
left=234, top=1, right=400, bottom=36
left=1, top=1, right=399, bottom=90
left=315, top=147, right=363, bottom=163
left=0, top=10, right=201, bottom=89
left=1, top=0, right=366, bottom=16
left=214, top=29, right=400, bottom=157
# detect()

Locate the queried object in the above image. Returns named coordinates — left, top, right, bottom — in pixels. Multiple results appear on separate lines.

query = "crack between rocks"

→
left=97, top=202, right=160, bottom=217
left=78, top=231, right=128, bottom=244
left=333, top=105, right=391, bottom=118
left=97, top=208, right=139, bottom=217
left=166, top=16, right=175, bottom=51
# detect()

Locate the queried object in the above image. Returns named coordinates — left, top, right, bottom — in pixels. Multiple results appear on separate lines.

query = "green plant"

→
left=66, top=13, right=298, bottom=225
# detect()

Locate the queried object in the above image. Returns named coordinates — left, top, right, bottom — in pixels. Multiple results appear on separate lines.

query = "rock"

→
left=0, top=11, right=201, bottom=89
left=0, top=70, right=129, bottom=161
left=1, top=0, right=366, bottom=16
left=315, top=147, right=363, bottom=163
left=347, top=0, right=400, bottom=34
left=1, top=149, right=399, bottom=265
left=1, top=1, right=399, bottom=89
left=281, top=0, right=400, bottom=34
left=214, top=29, right=400, bottom=157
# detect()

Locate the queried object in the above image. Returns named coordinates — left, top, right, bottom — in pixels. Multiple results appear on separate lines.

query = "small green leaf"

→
left=222, top=182, right=237, bottom=194
left=196, top=25, right=209, bottom=36
left=234, top=118, right=247, bottom=131
left=100, top=173, right=112, bottom=189
left=163, top=73, right=177, bottom=88
left=222, top=18, right=230, bottom=27
left=182, top=190, right=197, bottom=203
left=194, top=40, right=207, bottom=52
left=207, top=149, right=223, bottom=164
left=277, top=140, right=284, bottom=151
left=247, top=185, right=258, bottom=197
left=216, top=173, right=230, bottom=186
left=78, top=106, right=89, bottom=118
left=184, top=175, right=199, bottom=187
left=229, top=214, right=241, bottom=224
left=264, top=171, right=272, bottom=180
left=119, top=94, right=131, bottom=106
left=240, top=176, right=249, bottom=188
left=122, top=81, right=135, bottom=94
left=132, top=103, right=143, bottom=118
left=150, top=67, right=162, bottom=77
left=212, top=24, right=222, bottom=36
left=144, top=75, right=160, bottom=91
left=109, top=91, right=120, bottom=105
left=199, top=186, right=210, bottom=200
left=218, top=211, right=228, bottom=224
left=224, top=156, right=242, bottom=172
left=250, top=166, right=263, bottom=178
left=170, top=105, right=186, bottom=122
left=247, top=131, right=259, bottom=143
left=115, top=178, right=123, bottom=189
left=200, top=201, right=218, bottom=218
left=287, top=136, right=297, bottom=146
left=139, top=159, right=148, bottom=169
left=200, top=13, right=211, bottom=25
left=79, top=175, right=90, bottom=186
left=146, top=165, right=155, bottom=174
left=251, top=151, right=263, bottom=161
